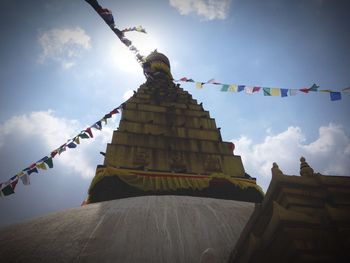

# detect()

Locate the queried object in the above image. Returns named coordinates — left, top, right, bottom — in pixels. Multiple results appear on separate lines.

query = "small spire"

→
left=300, top=156, right=314, bottom=177
left=271, top=162, right=283, bottom=177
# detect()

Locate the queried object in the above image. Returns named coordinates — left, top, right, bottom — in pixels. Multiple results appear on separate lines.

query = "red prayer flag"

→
left=253, top=87, right=261, bottom=93
left=85, top=127, right=94, bottom=138
left=110, top=108, right=119, bottom=115
left=51, top=150, right=58, bottom=158
left=10, top=178, right=18, bottom=191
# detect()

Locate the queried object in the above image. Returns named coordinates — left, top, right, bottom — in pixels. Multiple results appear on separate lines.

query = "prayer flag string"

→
left=174, top=77, right=349, bottom=102
left=85, top=0, right=146, bottom=64
left=0, top=104, right=125, bottom=197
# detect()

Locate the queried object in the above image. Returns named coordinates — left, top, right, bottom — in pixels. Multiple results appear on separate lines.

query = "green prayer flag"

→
left=309, top=83, right=319, bottom=91
left=221, top=85, right=229, bottom=92
left=1, top=184, right=15, bottom=196
left=263, top=87, right=271, bottom=96
left=44, top=157, right=54, bottom=168
left=79, top=132, right=90, bottom=139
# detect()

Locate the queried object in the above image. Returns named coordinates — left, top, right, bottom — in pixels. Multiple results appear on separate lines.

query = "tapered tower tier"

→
left=87, top=51, right=263, bottom=203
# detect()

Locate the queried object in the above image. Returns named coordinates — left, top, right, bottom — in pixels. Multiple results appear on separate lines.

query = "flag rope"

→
left=0, top=103, right=125, bottom=197
left=174, top=77, right=349, bottom=101
left=85, top=0, right=146, bottom=65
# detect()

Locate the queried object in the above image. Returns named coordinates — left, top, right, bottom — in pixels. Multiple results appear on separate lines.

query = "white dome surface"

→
left=0, top=196, right=254, bottom=263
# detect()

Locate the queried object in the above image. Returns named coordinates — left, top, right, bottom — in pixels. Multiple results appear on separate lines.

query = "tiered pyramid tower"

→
left=87, top=51, right=263, bottom=203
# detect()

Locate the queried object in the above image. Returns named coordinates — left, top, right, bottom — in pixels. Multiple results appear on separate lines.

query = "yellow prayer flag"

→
left=36, top=162, right=47, bottom=170
left=16, top=171, right=25, bottom=177
left=271, top=88, right=281, bottom=96
left=195, top=82, right=203, bottom=89
left=228, top=84, right=237, bottom=92
left=74, top=136, right=80, bottom=145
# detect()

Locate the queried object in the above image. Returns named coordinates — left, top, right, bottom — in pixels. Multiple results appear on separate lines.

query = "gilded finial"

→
left=300, top=156, right=314, bottom=177
left=271, top=162, right=283, bottom=177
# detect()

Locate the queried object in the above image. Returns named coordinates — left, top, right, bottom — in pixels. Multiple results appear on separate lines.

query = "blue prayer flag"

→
left=67, top=142, right=77, bottom=148
left=281, top=89, right=289, bottom=97
left=28, top=168, right=38, bottom=175
left=330, top=92, right=341, bottom=101
left=39, top=156, right=49, bottom=162
left=238, top=85, right=245, bottom=92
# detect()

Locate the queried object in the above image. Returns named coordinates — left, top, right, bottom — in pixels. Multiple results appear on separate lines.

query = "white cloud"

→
left=0, top=111, right=116, bottom=179
left=169, top=0, right=231, bottom=20
left=37, top=27, right=91, bottom=69
left=232, top=124, right=350, bottom=191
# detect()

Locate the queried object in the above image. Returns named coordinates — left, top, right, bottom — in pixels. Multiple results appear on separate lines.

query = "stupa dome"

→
left=0, top=196, right=254, bottom=263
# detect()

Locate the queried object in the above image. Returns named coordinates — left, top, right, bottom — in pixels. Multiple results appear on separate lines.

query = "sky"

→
left=0, top=0, right=349, bottom=227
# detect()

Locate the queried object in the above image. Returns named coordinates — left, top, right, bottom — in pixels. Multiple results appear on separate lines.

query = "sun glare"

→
left=108, top=33, right=161, bottom=73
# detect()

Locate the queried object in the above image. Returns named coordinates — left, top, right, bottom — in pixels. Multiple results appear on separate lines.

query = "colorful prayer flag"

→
left=309, top=83, right=319, bottom=91
left=10, top=177, right=18, bottom=191
left=85, top=127, right=94, bottom=138
left=44, top=157, right=54, bottom=169
left=289, top=89, right=297, bottom=96
left=58, top=145, right=66, bottom=155
left=330, top=92, right=342, bottom=101
left=16, top=171, right=25, bottom=177
left=1, top=184, right=14, bottom=196
left=263, top=88, right=271, bottom=96
left=238, top=85, right=245, bottom=92
left=104, top=113, right=112, bottom=119
left=39, top=156, right=49, bottom=162
left=228, top=85, right=237, bottom=92
left=281, top=89, right=289, bottom=97
left=195, top=82, right=203, bottom=89
left=221, top=85, right=229, bottom=92
left=253, top=87, right=261, bottom=93
left=244, top=87, right=254, bottom=94
left=299, top=88, right=309, bottom=93
left=36, top=162, right=47, bottom=170
left=74, top=136, right=80, bottom=145
left=92, top=121, right=102, bottom=130
left=28, top=167, right=38, bottom=175
left=110, top=108, right=119, bottom=115
left=179, top=77, right=188, bottom=81
left=135, top=25, right=146, bottom=33
left=79, top=132, right=90, bottom=139
left=99, top=8, right=114, bottom=26
left=51, top=150, right=58, bottom=158
left=101, top=118, right=107, bottom=125
left=271, top=88, right=281, bottom=97
left=67, top=142, right=77, bottom=148
left=19, top=173, right=30, bottom=185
